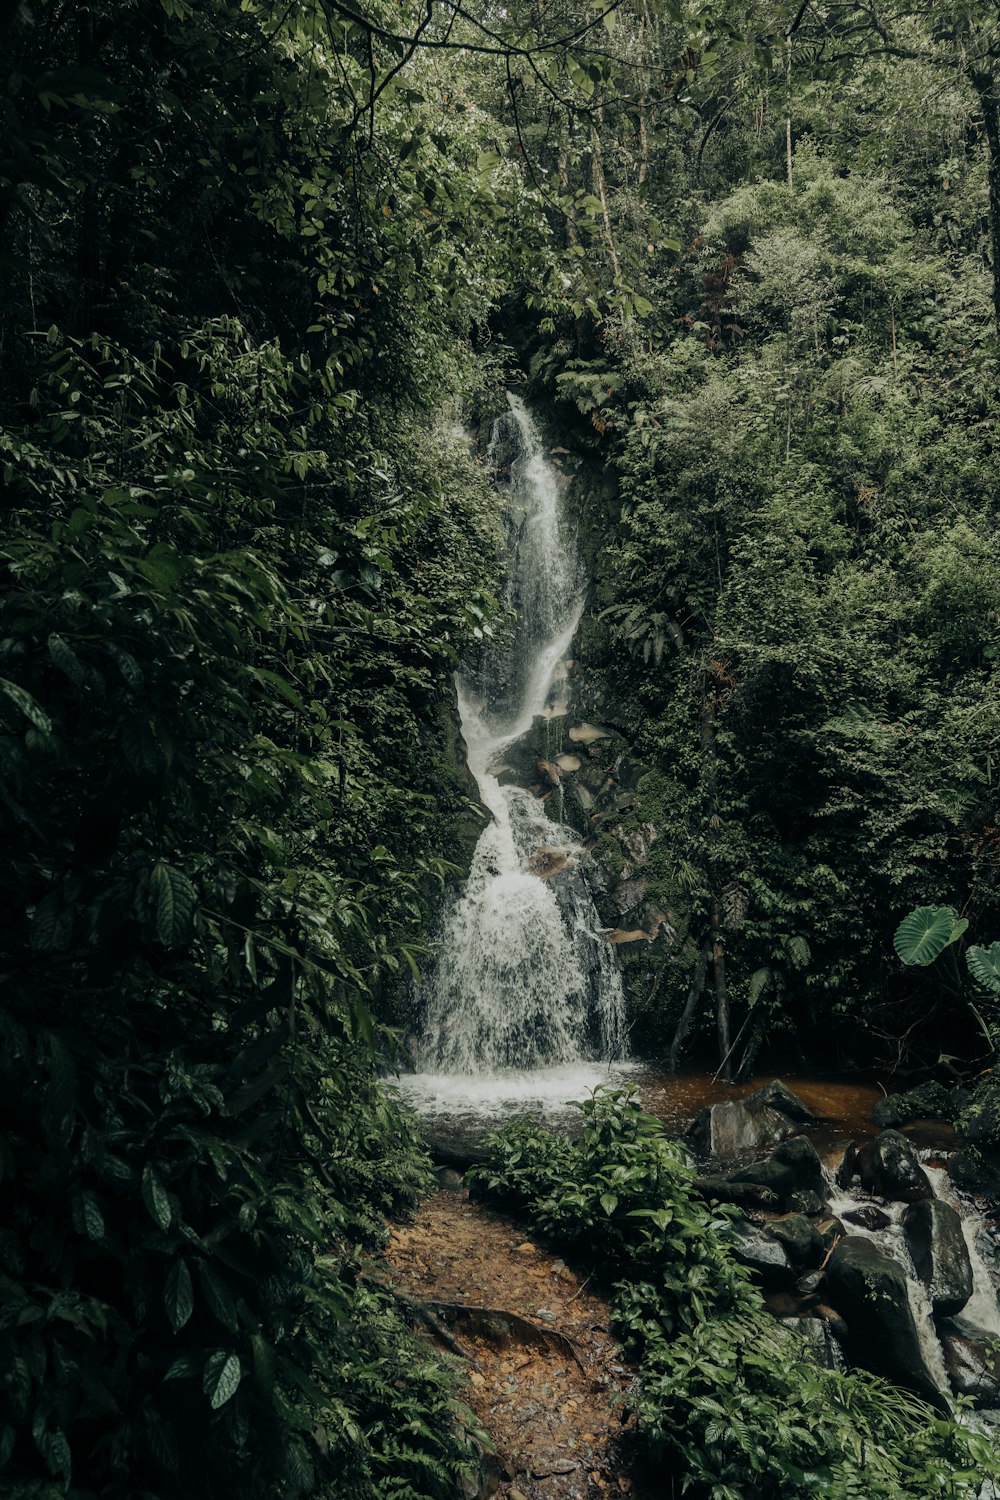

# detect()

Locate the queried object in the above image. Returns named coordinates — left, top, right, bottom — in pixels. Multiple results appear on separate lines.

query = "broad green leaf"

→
left=197, top=1262, right=239, bottom=1332
left=0, top=678, right=52, bottom=731
left=48, top=633, right=86, bottom=687
left=203, top=1351, right=241, bottom=1410
left=599, top=1191, right=618, bottom=1215
left=142, top=1164, right=172, bottom=1230
left=165, top=1260, right=194, bottom=1333
left=73, top=1191, right=105, bottom=1242
left=30, top=889, right=74, bottom=952
left=44, top=1033, right=76, bottom=1146
left=748, top=968, right=771, bottom=1008
left=150, top=862, right=197, bottom=947
left=893, top=906, right=966, bottom=966
left=164, top=1353, right=201, bottom=1382
left=967, top=943, right=1000, bottom=994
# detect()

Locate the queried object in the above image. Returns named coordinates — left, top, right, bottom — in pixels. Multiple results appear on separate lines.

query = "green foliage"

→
left=967, top=942, right=1000, bottom=994
left=0, top=2, right=520, bottom=1496
left=470, top=1089, right=1000, bottom=1498
left=893, top=906, right=968, bottom=966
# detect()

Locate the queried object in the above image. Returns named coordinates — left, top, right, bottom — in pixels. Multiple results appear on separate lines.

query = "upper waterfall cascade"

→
left=414, top=396, right=626, bottom=1079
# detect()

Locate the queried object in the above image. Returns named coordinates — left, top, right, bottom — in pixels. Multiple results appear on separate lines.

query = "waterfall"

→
left=404, top=396, right=626, bottom=1105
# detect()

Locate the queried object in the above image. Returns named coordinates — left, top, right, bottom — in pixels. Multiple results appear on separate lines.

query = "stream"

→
left=395, top=396, right=1000, bottom=1447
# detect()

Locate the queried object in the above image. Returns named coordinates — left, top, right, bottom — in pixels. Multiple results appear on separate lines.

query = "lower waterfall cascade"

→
left=400, top=395, right=628, bottom=1115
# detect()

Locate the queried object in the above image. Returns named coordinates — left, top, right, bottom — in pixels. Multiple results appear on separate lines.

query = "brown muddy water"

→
left=632, top=1066, right=956, bottom=1157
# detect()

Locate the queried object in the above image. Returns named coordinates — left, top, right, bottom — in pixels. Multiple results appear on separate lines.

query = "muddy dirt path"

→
left=385, top=1189, right=655, bottom=1500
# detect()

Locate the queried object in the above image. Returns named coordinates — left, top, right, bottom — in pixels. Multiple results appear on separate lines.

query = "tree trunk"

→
left=971, top=72, right=1000, bottom=350
left=668, top=947, right=709, bottom=1072
left=590, top=116, right=621, bottom=283
left=711, top=896, right=732, bottom=1081
left=699, top=667, right=731, bottom=1079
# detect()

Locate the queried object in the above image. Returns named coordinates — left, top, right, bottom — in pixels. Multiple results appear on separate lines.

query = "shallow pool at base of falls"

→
left=395, top=1061, right=640, bottom=1123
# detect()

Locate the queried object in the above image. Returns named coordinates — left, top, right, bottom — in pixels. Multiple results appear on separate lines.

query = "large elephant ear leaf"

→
left=967, top=943, right=1000, bottom=994
left=893, top=906, right=966, bottom=966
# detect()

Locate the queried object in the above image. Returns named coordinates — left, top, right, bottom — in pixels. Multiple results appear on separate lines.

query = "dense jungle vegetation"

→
left=2, top=0, right=1000, bottom=1496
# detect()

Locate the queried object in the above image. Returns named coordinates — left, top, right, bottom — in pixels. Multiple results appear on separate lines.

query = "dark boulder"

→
left=856, top=1130, right=932, bottom=1204
left=767, top=1213, right=823, bottom=1268
left=952, top=1080, right=1000, bottom=1198
left=813, top=1302, right=849, bottom=1346
left=687, top=1080, right=817, bottom=1158
left=902, top=1199, right=973, bottom=1317
left=815, top=1216, right=845, bottom=1257
left=778, top=1315, right=843, bottom=1370
left=730, top=1224, right=795, bottom=1289
left=843, top=1204, right=892, bottom=1232
left=788, top=1189, right=827, bottom=1216
left=827, top=1236, right=949, bottom=1410
left=692, top=1176, right=781, bottom=1212
left=753, top=1080, right=819, bottom=1124
left=688, top=1101, right=794, bottom=1157
left=873, top=1081, right=968, bottom=1130
left=730, top=1136, right=827, bottom=1207
left=837, top=1141, right=859, bottom=1190
left=937, top=1316, right=1000, bottom=1408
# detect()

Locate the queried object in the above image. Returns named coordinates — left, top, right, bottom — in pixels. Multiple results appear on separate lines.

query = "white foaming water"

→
left=403, top=395, right=626, bottom=1103
left=825, top=1181, right=954, bottom=1398
left=924, top=1166, right=1000, bottom=1338
left=826, top=1160, right=1000, bottom=1407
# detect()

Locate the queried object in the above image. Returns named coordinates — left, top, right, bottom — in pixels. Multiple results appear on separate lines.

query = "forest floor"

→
left=384, top=1188, right=659, bottom=1500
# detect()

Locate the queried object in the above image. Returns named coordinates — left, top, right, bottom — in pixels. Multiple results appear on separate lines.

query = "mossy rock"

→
left=950, top=1076, right=1000, bottom=1198
left=766, top=1213, right=823, bottom=1268
left=873, top=1081, right=968, bottom=1129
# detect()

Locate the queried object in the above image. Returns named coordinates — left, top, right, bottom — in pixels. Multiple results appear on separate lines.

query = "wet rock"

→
left=606, top=926, right=651, bottom=944
left=837, top=1141, right=859, bottom=1190
left=687, top=1081, right=817, bottom=1159
left=687, top=1098, right=794, bottom=1156
left=536, top=758, right=562, bottom=787
left=975, top=1224, right=1000, bottom=1276
left=902, top=1199, right=973, bottom=1316
left=730, top=1136, right=827, bottom=1206
left=815, top=1216, right=846, bottom=1256
left=843, top=1204, right=892, bottom=1232
left=531, top=1458, right=578, bottom=1478
left=873, top=1082, right=968, bottom=1130
left=767, top=1290, right=821, bottom=1318
left=767, top=1213, right=823, bottom=1268
left=856, top=1130, right=933, bottom=1204
left=813, top=1303, right=849, bottom=1345
left=827, top=1236, right=949, bottom=1409
left=610, top=876, right=648, bottom=914
left=568, top=723, right=610, bottom=745
left=531, top=846, right=570, bottom=880
left=753, top=1080, right=819, bottom=1124
left=434, top=1167, right=465, bottom=1192
left=422, top=1126, right=493, bottom=1172
left=693, top=1176, right=781, bottom=1212
left=796, top=1270, right=825, bottom=1297
left=788, top=1189, right=827, bottom=1217
left=779, top=1315, right=842, bottom=1369
left=459, top=1443, right=508, bottom=1498
left=950, top=1145, right=1000, bottom=1201
left=937, top=1316, right=1000, bottom=1408
left=953, top=1079, right=1000, bottom=1197
left=730, top=1224, right=795, bottom=1289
